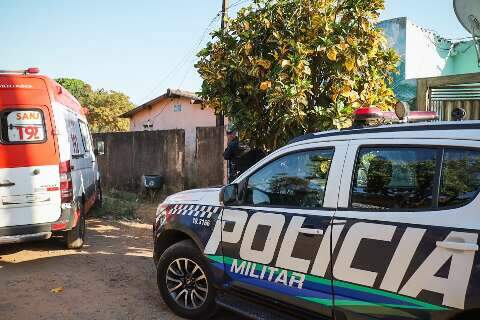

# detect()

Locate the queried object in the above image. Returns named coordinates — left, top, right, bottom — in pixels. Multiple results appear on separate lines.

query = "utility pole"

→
left=221, top=0, right=229, bottom=30
left=217, top=0, right=228, bottom=127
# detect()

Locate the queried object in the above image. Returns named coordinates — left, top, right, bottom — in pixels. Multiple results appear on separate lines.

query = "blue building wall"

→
left=379, top=17, right=480, bottom=107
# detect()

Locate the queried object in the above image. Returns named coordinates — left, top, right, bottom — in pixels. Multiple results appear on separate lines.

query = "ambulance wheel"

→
left=157, top=240, right=217, bottom=319
left=66, top=202, right=86, bottom=249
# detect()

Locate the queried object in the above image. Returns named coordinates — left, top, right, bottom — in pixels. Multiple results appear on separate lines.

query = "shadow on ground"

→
left=0, top=218, right=241, bottom=320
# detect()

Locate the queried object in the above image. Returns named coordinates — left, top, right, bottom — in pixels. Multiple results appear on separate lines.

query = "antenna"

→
left=454, top=0, right=480, bottom=66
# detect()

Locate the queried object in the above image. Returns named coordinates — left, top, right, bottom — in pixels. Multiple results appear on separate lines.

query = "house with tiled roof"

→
left=120, top=89, right=220, bottom=186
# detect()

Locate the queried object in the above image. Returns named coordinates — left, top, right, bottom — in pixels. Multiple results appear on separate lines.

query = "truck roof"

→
left=0, top=73, right=84, bottom=115
left=288, top=121, right=480, bottom=145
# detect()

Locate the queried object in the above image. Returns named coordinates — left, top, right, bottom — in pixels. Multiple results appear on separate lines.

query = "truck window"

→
left=439, top=149, right=480, bottom=208
left=78, top=120, right=92, bottom=153
left=351, top=147, right=437, bottom=210
left=245, top=149, right=334, bottom=208
left=0, top=109, right=46, bottom=143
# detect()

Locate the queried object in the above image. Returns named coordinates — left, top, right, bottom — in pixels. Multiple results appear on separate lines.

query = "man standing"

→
left=223, top=125, right=265, bottom=183
left=223, top=125, right=244, bottom=183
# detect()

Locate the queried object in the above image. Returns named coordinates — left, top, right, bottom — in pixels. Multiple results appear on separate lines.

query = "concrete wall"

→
left=128, top=96, right=217, bottom=188
left=380, top=17, right=480, bottom=106
left=379, top=17, right=417, bottom=104
left=194, top=126, right=225, bottom=188
left=447, top=41, right=480, bottom=75
left=93, top=130, right=185, bottom=194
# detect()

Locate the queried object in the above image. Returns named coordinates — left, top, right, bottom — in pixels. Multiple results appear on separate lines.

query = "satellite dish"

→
left=453, top=0, right=480, bottom=65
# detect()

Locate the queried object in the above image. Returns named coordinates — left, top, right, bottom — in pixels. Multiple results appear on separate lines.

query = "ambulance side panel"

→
left=51, top=101, right=91, bottom=206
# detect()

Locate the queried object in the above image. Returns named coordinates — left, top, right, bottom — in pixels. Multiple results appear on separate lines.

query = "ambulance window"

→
left=78, top=120, right=92, bottom=152
left=439, top=149, right=480, bottom=208
left=351, top=147, right=437, bottom=210
left=245, top=148, right=334, bottom=208
left=0, top=109, right=46, bottom=144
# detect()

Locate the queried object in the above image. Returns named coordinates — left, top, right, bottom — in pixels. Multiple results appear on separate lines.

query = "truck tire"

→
left=65, top=202, right=86, bottom=249
left=157, top=240, right=218, bottom=319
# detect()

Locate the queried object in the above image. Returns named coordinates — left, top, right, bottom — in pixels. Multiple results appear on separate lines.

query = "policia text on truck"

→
left=154, top=105, right=480, bottom=320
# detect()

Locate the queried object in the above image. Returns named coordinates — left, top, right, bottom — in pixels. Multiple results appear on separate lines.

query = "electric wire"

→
left=140, top=1, right=251, bottom=105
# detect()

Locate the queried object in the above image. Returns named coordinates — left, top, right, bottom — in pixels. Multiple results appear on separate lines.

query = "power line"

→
left=177, top=18, right=221, bottom=88
left=138, top=12, right=222, bottom=104
left=177, top=0, right=252, bottom=90
left=139, top=0, right=251, bottom=105
left=227, top=0, right=250, bottom=10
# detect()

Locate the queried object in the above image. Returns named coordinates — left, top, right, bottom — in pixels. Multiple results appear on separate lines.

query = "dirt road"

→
left=0, top=217, right=241, bottom=320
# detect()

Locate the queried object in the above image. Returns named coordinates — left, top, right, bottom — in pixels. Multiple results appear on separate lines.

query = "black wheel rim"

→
left=166, top=258, right=208, bottom=310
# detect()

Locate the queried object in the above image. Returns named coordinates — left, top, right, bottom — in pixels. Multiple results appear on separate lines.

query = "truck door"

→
left=210, top=142, right=348, bottom=318
left=332, top=139, right=480, bottom=320
left=0, top=106, right=61, bottom=227
left=77, top=120, right=96, bottom=208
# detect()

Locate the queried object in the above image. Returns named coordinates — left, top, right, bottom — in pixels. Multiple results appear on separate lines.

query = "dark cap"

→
left=226, top=123, right=237, bottom=134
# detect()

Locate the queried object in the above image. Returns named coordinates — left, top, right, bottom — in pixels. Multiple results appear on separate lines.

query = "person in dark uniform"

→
left=223, top=126, right=242, bottom=183
left=223, top=125, right=265, bottom=183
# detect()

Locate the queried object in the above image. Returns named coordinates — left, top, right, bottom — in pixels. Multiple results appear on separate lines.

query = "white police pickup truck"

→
left=153, top=107, right=480, bottom=320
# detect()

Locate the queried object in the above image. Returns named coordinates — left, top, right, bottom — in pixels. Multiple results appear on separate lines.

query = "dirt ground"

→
left=0, top=205, right=241, bottom=320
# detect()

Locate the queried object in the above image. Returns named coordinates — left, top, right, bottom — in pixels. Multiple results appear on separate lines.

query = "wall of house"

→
left=380, top=17, right=480, bottom=106
left=447, top=41, right=480, bottom=75
left=129, top=96, right=217, bottom=187
left=379, top=17, right=417, bottom=103
left=404, top=20, right=451, bottom=79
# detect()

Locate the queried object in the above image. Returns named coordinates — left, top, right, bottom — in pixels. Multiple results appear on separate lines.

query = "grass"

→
left=91, top=190, right=140, bottom=221
left=91, top=189, right=166, bottom=223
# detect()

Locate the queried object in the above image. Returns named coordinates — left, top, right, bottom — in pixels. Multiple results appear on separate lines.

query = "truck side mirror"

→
left=95, top=141, right=105, bottom=156
left=220, top=184, right=238, bottom=205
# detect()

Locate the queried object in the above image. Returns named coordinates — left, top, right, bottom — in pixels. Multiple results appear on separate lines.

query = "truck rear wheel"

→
left=65, top=202, right=86, bottom=249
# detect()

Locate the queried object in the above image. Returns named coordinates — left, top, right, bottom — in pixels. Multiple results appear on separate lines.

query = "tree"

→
left=196, top=0, right=399, bottom=151
left=56, top=78, right=92, bottom=106
left=56, top=78, right=134, bottom=132
left=85, top=90, right=133, bottom=133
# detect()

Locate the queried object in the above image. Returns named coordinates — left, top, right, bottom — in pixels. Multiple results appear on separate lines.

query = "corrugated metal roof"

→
left=430, top=83, right=480, bottom=101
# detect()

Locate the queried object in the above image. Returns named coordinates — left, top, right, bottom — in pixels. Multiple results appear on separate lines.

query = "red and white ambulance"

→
left=0, top=68, right=101, bottom=249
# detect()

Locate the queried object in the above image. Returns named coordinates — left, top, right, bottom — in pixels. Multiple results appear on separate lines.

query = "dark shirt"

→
left=224, top=138, right=266, bottom=182
left=223, top=137, right=240, bottom=161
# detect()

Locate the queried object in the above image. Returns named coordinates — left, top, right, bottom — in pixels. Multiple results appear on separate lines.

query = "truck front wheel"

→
left=157, top=240, right=217, bottom=319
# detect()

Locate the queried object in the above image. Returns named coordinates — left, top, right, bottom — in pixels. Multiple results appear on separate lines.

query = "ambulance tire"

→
left=94, top=181, right=103, bottom=209
left=157, top=239, right=218, bottom=319
left=66, top=201, right=86, bottom=249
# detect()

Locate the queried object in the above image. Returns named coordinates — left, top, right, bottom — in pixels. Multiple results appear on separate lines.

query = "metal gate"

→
left=429, top=83, right=480, bottom=120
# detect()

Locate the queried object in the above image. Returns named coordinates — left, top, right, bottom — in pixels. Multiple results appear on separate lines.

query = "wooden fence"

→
left=93, top=127, right=225, bottom=195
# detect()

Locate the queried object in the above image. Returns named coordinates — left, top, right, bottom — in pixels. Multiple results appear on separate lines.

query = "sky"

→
left=1, top=0, right=471, bottom=106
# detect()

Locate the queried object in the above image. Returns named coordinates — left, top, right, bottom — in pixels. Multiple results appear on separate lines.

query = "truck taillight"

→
left=59, top=160, right=73, bottom=203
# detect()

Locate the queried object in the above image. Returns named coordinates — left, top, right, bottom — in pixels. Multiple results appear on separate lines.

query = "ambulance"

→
left=0, top=68, right=101, bottom=249
left=153, top=105, right=480, bottom=320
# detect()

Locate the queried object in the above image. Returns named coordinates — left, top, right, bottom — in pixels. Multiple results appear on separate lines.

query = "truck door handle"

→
left=301, top=224, right=324, bottom=237
left=436, top=241, right=479, bottom=252
left=0, top=180, right=15, bottom=187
